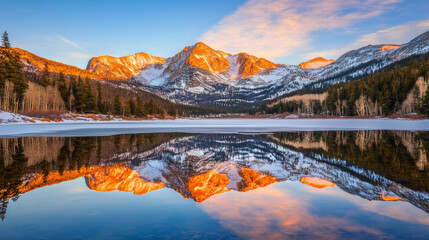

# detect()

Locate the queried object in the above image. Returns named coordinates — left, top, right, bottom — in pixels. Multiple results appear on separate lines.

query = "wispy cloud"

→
left=306, top=19, right=429, bottom=60
left=57, top=35, right=80, bottom=48
left=200, top=0, right=401, bottom=60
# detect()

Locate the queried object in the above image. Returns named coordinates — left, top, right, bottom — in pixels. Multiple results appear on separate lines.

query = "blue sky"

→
left=1, top=0, right=428, bottom=68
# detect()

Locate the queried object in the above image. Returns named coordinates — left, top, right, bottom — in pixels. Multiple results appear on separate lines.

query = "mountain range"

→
left=18, top=31, right=429, bottom=108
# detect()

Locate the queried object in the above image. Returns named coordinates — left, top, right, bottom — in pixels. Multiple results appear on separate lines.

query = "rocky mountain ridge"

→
left=16, top=31, right=429, bottom=108
left=129, top=31, right=429, bottom=108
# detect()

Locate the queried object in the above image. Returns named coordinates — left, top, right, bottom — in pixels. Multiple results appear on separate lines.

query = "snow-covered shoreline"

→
left=0, top=118, right=428, bottom=137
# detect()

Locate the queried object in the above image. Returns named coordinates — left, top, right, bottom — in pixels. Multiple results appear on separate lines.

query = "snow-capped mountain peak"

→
left=86, top=31, right=429, bottom=108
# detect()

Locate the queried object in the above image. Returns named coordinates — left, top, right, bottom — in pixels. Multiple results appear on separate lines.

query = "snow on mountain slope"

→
left=226, top=55, right=240, bottom=79
left=166, top=31, right=428, bottom=107
left=134, top=42, right=276, bottom=88
left=85, top=31, right=429, bottom=108
left=390, top=31, right=429, bottom=60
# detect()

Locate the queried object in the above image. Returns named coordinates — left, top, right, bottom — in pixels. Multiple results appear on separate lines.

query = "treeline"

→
left=266, top=99, right=324, bottom=115
left=0, top=31, right=224, bottom=117
left=266, top=53, right=429, bottom=116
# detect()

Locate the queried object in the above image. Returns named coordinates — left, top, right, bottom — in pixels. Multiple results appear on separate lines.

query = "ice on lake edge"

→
left=0, top=118, right=428, bottom=137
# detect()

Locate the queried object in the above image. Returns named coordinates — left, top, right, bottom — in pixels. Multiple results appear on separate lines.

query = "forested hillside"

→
left=0, top=32, right=223, bottom=118
left=266, top=53, right=429, bottom=117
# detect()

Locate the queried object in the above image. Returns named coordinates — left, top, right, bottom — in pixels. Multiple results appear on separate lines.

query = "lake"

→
left=0, top=129, right=428, bottom=239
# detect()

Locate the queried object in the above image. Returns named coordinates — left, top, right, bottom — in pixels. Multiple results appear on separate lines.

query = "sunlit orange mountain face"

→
left=12, top=31, right=429, bottom=108
left=298, top=57, right=335, bottom=69
left=380, top=44, right=402, bottom=52
left=86, top=41, right=277, bottom=81
left=86, top=52, right=166, bottom=79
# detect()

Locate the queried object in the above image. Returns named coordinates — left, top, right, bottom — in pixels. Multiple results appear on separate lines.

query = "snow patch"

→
left=135, top=64, right=169, bottom=86
left=0, top=111, right=28, bottom=123
left=226, top=55, right=240, bottom=80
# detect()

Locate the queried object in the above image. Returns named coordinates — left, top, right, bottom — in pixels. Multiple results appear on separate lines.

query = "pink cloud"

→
left=306, top=19, right=429, bottom=60
left=200, top=183, right=389, bottom=239
left=200, top=0, right=401, bottom=61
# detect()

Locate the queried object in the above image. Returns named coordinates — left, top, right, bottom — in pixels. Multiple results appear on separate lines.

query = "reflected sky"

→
left=0, top=131, right=428, bottom=239
left=2, top=178, right=428, bottom=239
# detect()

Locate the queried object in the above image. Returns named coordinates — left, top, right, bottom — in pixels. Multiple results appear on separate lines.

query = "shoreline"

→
left=1, top=118, right=428, bottom=138
left=1, top=111, right=427, bottom=125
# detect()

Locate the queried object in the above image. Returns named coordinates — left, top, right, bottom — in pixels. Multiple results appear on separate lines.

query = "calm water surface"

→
left=0, top=131, right=428, bottom=239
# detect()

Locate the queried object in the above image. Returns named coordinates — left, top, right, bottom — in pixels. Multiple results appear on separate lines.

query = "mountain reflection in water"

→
left=0, top=131, right=428, bottom=239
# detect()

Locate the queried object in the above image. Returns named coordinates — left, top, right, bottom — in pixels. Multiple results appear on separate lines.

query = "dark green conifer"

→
left=57, top=72, right=68, bottom=104
left=39, top=63, right=51, bottom=87
left=113, top=94, right=122, bottom=116
left=1, top=31, right=11, bottom=48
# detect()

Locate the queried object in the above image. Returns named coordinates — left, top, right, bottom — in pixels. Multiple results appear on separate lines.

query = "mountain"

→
left=17, top=31, right=429, bottom=109
left=87, top=52, right=166, bottom=79
left=130, top=31, right=429, bottom=108
left=298, top=57, right=335, bottom=69
left=132, top=42, right=277, bottom=87
left=13, top=48, right=110, bottom=80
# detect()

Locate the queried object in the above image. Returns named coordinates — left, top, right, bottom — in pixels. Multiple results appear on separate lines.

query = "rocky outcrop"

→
left=380, top=44, right=401, bottom=52
left=235, top=53, right=277, bottom=78
left=298, top=57, right=335, bottom=69
left=87, top=52, right=165, bottom=79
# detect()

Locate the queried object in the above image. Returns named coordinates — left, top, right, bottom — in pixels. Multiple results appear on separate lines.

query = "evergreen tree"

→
left=74, top=76, right=84, bottom=112
left=68, top=76, right=77, bottom=111
left=83, top=79, right=96, bottom=113
left=113, top=94, right=122, bottom=116
left=97, top=82, right=103, bottom=113
left=103, top=101, right=112, bottom=114
left=123, top=101, right=131, bottom=117
left=135, top=96, right=145, bottom=118
left=0, top=53, right=5, bottom=91
left=0, top=46, right=28, bottom=110
left=39, top=63, right=51, bottom=87
left=167, top=103, right=176, bottom=117
left=57, top=72, right=68, bottom=104
left=147, top=99, right=157, bottom=115
left=127, top=99, right=136, bottom=116
left=1, top=31, right=10, bottom=48
left=74, top=77, right=97, bottom=113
